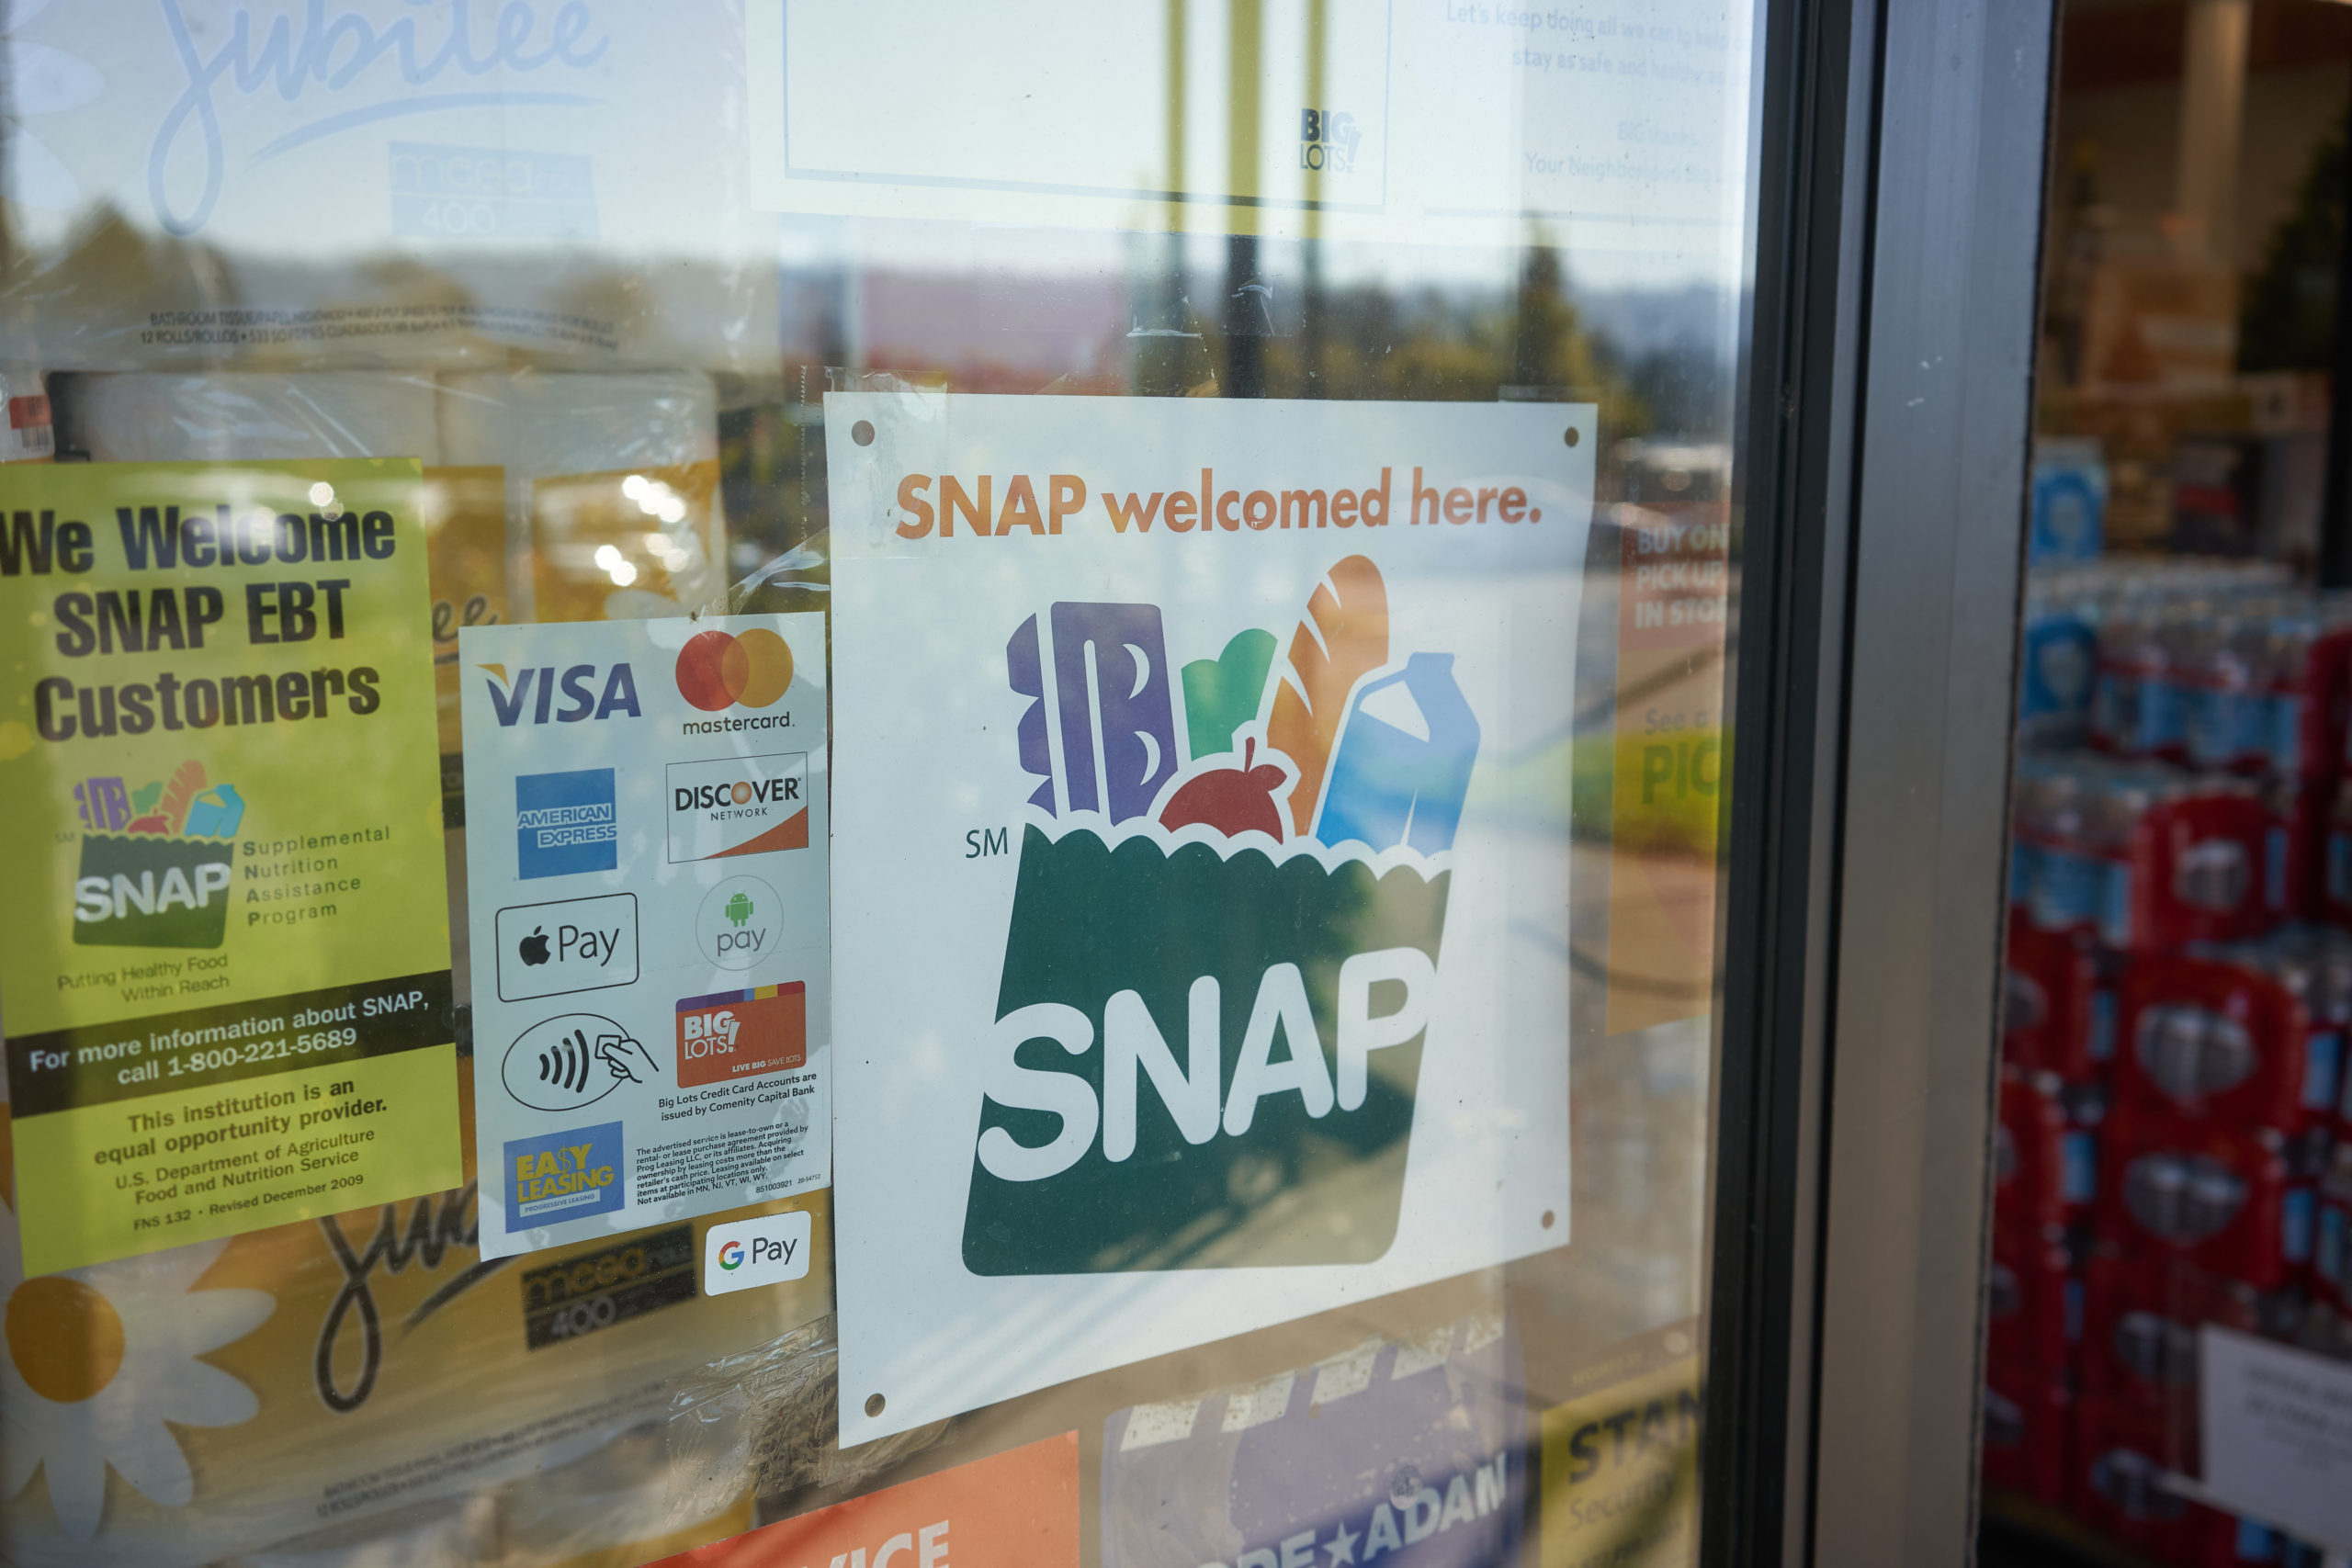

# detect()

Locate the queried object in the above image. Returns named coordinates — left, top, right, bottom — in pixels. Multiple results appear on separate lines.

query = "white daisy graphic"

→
left=2, top=0, right=103, bottom=211
left=0, top=1202, right=273, bottom=1540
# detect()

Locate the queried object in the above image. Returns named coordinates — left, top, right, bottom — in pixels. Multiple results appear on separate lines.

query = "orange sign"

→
left=1606, top=509, right=1730, bottom=1035
left=656, top=1432, right=1080, bottom=1568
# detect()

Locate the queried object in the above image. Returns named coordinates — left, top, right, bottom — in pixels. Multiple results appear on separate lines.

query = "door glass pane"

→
left=1986, top=4, right=2352, bottom=1562
left=0, top=4, right=1758, bottom=1565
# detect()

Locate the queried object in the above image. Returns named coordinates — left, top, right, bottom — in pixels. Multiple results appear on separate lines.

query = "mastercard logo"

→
left=675, top=628, right=794, bottom=713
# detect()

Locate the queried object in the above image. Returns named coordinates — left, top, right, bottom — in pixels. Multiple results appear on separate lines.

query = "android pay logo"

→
left=964, top=557, right=1470, bottom=1277
left=695, top=874, right=779, bottom=971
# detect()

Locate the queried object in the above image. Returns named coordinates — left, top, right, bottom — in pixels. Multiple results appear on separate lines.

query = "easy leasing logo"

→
left=503, top=1121, right=624, bottom=1232
left=964, top=556, right=1474, bottom=1276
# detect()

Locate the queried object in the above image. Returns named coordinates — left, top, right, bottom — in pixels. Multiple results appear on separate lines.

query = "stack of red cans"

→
left=1990, top=574, right=2352, bottom=1562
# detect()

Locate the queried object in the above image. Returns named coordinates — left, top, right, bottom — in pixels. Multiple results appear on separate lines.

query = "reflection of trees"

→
left=2239, top=117, right=2343, bottom=374
left=1236, top=245, right=1653, bottom=433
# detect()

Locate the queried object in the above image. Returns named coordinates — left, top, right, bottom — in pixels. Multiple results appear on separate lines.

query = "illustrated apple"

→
left=1159, top=739, right=1288, bottom=840
left=518, top=926, right=552, bottom=966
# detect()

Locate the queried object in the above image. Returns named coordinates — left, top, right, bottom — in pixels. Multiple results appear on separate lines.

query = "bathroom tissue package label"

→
left=422, top=466, right=510, bottom=763
left=824, top=394, right=1585, bottom=1442
left=4, top=2, right=770, bottom=371
left=0, top=1131, right=833, bottom=1566
left=0, top=459, right=459, bottom=1276
left=458, top=613, right=831, bottom=1259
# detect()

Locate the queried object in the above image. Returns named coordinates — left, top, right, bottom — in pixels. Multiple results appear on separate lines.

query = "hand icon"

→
left=594, top=1032, right=657, bottom=1086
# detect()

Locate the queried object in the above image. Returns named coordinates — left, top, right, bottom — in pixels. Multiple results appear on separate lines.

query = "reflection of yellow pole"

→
left=1306, top=0, right=1325, bottom=235
left=1229, top=0, right=1262, bottom=223
left=1167, top=0, right=1187, bottom=228
left=1225, top=0, right=1266, bottom=392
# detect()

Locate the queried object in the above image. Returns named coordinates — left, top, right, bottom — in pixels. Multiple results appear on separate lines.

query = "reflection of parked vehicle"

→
left=1614, top=439, right=1732, bottom=508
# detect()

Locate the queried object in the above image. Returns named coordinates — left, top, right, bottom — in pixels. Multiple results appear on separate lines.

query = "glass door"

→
left=0, top=1, right=1921, bottom=1565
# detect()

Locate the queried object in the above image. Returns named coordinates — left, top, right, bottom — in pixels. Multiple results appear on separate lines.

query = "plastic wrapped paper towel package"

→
left=6, top=369, right=771, bottom=1567
left=0, top=1090, right=829, bottom=1568
left=437, top=372, right=727, bottom=624
left=58, top=373, right=445, bottom=466
left=52, top=369, right=725, bottom=758
left=0, top=1, right=775, bottom=375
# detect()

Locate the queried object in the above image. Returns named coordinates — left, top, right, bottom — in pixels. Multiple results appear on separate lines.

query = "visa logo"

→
left=480, top=663, right=642, bottom=727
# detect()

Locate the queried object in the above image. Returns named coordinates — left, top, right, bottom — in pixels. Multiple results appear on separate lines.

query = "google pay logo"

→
left=704, top=1210, right=812, bottom=1295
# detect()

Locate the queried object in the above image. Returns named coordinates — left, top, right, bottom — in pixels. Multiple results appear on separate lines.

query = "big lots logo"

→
left=675, top=984, right=806, bottom=1087
left=964, top=557, right=1474, bottom=1276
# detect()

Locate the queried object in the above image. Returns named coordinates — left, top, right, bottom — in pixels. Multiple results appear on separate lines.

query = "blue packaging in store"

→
left=2018, top=603, right=2098, bottom=744
left=1100, top=1312, right=1525, bottom=1568
left=2030, top=438, right=2107, bottom=564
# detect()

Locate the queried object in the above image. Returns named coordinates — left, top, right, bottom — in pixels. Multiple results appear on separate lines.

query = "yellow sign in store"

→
left=0, top=460, right=457, bottom=1275
left=1541, top=1354, right=1702, bottom=1568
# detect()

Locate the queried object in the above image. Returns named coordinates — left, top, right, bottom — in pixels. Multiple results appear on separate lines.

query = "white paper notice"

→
left=2201, top=1325, right=2352, bottom=1550
left=748, top=0, right=1751, bottom=256
left=826, top=393, right=1584, bottom=1443
left=458, top=615, right=831, bottom=1259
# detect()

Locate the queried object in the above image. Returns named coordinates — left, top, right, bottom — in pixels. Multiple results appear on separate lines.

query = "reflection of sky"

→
left=773, top=0, right=1754, bottom=287
left=780, top=220, right=1737, bottom=399
left=6, top=0, right=1753, bottom=297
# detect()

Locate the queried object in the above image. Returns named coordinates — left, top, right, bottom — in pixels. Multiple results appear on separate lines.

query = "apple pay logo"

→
left=495, top=893, right=639, bottom=1003
left=705, top=1209, right=812, bottom=1295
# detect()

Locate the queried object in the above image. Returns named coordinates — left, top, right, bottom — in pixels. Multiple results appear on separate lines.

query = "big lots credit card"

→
left=458, top=615, right=831, bottom=1259
left=675, top=984, right=807, bottom=1087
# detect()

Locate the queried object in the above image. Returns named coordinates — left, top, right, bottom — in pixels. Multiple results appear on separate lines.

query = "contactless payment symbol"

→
left=500, top=1012, right=660, bottom=1111
left=695, top=874, right=779, bottom=970
left=675, top=627, right=794, bottom=712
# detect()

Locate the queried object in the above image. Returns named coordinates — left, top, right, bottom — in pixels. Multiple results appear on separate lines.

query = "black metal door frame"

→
left=1703, top=0, right=2056, bottom=1559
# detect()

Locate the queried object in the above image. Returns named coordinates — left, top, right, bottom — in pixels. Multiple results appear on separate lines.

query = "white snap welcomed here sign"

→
left=706, top=1209, right=814, bottom=1294
left=825, top=393, right=1587, bottom=1445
